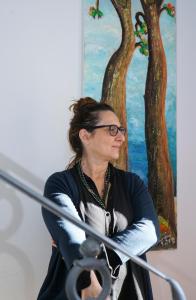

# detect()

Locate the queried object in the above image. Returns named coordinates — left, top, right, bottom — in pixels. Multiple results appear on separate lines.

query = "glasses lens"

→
left=119, top=127, right=126, bottom=135
left=108, top=125, right=126, bottom=136
left=108, top=125, right=118, bottom=136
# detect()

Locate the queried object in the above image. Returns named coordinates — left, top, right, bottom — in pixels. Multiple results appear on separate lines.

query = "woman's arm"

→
left=111, top=173, right=160, bottom=264
left=42, top=172, right=86, bottom=269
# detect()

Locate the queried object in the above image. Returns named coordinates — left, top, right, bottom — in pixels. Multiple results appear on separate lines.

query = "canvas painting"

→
left=83, top=0, right=176, bottom=249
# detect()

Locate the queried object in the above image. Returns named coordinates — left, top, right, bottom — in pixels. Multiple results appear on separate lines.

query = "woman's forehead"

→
left=98, top=110, right=120, bottom=124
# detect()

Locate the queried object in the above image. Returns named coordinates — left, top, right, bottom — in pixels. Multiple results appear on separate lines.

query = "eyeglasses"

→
left=87, top=124, right=126, bottom=137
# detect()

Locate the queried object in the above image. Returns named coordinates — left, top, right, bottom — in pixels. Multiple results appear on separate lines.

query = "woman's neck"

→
left=80, top=156, right=108, bottom=181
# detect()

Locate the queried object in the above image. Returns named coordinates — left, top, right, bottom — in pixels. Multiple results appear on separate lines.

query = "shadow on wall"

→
left=0, top=153, right=45, bottom=299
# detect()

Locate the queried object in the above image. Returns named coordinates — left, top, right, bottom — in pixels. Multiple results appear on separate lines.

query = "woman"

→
left=38, top=97, right=160, bottom=300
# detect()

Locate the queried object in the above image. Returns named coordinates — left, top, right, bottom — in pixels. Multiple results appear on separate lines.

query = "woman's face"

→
left=81, top=110, right=125, bottom=162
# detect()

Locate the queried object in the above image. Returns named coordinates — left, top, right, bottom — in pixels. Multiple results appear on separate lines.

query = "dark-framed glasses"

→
left=88, top=124, right=127, bottom=137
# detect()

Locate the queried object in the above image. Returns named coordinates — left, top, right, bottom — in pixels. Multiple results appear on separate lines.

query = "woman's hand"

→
left=81, top=270, right=110, bottom=299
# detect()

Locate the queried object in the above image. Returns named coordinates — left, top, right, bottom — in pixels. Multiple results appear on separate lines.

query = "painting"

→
left=83, top=0, right=176, bottom=249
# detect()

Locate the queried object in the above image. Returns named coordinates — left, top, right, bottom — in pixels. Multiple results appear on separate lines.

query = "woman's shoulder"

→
left=44, top=168, right=76, bottom=196
left=46, top=169, right=71, bottom=182
left=45, top=169, right=71, bottom=186
left=112, top=166, right=146, bottom=192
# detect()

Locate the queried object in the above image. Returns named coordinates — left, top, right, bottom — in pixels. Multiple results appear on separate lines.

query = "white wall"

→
left=0, top=1, right=195, bottom=299
left=0, top=1, right=82, bottom=299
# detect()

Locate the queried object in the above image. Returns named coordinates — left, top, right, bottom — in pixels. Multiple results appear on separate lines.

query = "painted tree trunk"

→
left=101, top=0, right=135, bottom=170
left=141, top=0, right=177, bottom=237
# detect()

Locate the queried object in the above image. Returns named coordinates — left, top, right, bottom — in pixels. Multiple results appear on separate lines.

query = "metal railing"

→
left=0, top=170, right=186, bottom=300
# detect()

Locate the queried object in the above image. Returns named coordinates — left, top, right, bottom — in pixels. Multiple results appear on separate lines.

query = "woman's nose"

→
left=116, top=131, right=125, bottom=141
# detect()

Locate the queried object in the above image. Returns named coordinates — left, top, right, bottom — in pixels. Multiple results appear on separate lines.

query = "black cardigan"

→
left=38, top=165, right=160, bottom=300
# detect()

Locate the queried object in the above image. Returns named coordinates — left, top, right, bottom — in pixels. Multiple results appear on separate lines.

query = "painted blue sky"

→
left=83, top=0, right=176, bottom=185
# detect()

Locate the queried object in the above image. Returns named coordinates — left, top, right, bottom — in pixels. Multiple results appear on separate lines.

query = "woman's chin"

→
left=110, top=153, right=120, bottom=160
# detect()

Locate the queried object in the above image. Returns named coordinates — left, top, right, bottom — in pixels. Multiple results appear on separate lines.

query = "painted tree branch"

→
left=160, top=6, right=167, bottom=14
left=134, top=11, right=148, bottom=56
left=95, top=0, right=99, bottom=10
left=115, top=0, right=129, bottom=8
left=101, top=0, right=135, bottom=170
left=158, top=0, right=165, bottom=8
left=135, top=42, right=142, bottom=49
left=140, top=0, right=177, bottom=238
left=135, top=12, right=146, bottom=31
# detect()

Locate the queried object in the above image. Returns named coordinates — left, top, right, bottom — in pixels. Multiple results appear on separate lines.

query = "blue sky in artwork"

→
left=83, top=0, right=176, bottom=185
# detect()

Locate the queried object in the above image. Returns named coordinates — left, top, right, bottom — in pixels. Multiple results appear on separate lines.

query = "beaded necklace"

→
left=77, top=161, right=111, bottom=210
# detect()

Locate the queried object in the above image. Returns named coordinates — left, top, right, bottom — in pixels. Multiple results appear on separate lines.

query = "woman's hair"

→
left=68, top=97, right=114, bottom=165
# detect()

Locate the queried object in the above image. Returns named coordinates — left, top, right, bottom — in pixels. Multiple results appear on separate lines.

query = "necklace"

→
left=77, top=161, right=110, bottom=210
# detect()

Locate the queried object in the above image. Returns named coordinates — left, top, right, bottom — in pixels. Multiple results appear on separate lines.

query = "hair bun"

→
left=69, top=97, right=97, bottom=114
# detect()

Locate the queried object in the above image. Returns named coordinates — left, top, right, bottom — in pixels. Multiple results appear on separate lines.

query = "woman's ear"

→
left=79, top=128, right=91, bottom=145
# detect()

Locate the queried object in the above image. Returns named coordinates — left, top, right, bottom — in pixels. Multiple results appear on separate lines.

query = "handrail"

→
left=0, top=170, right=186, bottom=300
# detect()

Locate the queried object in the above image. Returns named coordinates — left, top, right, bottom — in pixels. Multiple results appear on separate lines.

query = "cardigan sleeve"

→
left=111, top=173, right=160, bottom=263
left=42, top=171, right=86, bottom=270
